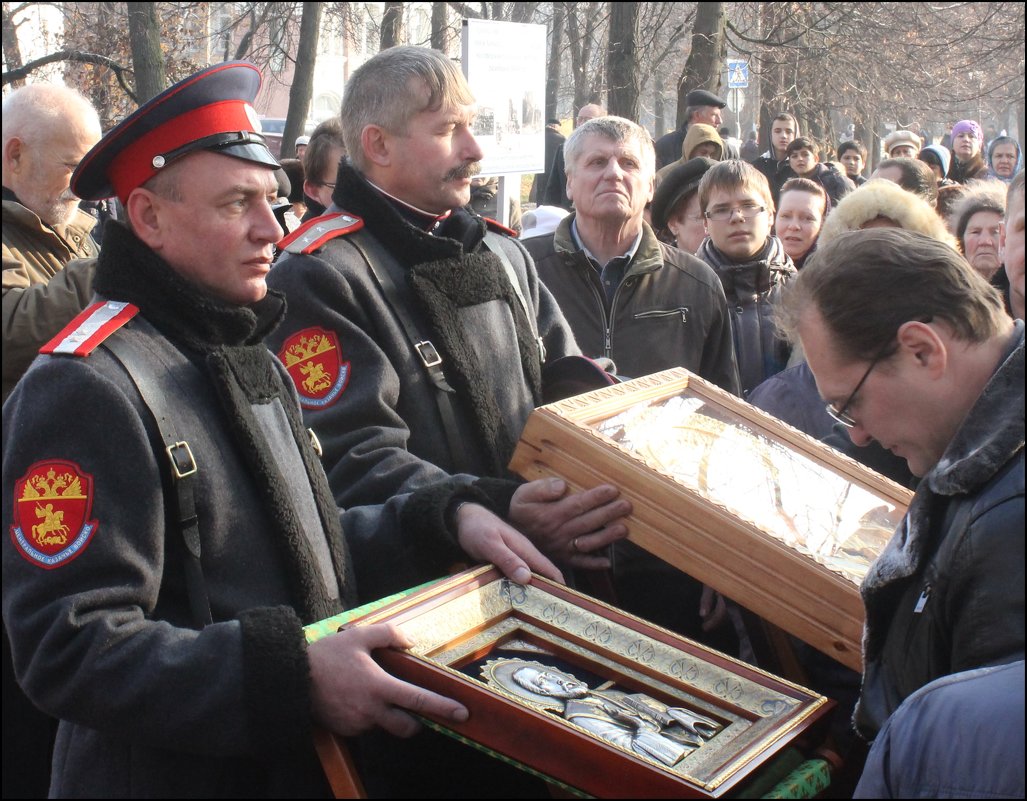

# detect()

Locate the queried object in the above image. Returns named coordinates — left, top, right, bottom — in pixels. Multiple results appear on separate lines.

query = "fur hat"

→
left=883, top=129, right=921, bottom=156
left=818, top=179, right=957, bottom=250
left=948, top=180, right=1007, bottom=247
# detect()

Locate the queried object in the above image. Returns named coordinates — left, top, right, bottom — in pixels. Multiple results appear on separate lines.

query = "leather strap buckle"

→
left=415, top=340, right=443, bottom=368
left=166, top=441, right=197, bottom=479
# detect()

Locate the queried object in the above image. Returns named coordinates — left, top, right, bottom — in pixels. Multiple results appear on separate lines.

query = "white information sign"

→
left=462, top=19, right=546, bottom=176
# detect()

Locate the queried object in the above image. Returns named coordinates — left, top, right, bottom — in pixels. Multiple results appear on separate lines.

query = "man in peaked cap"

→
left=654, top=88, right=728, bottom=170
left=2, top=61, right=560, bottom=798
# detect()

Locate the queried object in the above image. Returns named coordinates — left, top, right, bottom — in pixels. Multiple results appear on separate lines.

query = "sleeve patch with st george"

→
left=277, top=326, right=350, bottom=409
left=10, top=460, right=99, bottom=569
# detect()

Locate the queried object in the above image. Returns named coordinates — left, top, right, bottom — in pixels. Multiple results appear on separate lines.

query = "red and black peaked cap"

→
left=72, top=61, right=279, bottom=204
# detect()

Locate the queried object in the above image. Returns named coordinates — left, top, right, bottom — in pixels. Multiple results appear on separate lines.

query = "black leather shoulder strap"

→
left=344, top=231, right=471, bottom=471
left=103, top=321, right=213, bottom=628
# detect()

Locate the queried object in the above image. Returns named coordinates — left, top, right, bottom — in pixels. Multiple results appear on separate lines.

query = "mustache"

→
left=444, top=161, right=482, bottom=182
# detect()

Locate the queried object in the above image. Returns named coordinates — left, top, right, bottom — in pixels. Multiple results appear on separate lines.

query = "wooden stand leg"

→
left=313, top=727, right=367, bottom=799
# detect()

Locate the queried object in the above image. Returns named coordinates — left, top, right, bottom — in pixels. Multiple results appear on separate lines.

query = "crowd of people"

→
left=2, top=50, right=1023, bottom=799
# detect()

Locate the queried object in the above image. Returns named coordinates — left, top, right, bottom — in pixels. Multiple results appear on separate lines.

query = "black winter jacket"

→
left=526, top=216, right=739, bottom=392
left=695, top=236, right=796, bottom=396
left=854, top=322, right=1025, bottom=740
left=2, top=224, right=474, bottom=797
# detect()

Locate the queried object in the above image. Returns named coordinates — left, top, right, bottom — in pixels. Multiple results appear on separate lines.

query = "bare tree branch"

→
left=2, top=49, right=136, bottom=100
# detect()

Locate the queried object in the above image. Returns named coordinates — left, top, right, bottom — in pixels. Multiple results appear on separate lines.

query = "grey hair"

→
left=2, top=83, right=99, bottom=144
left=564, top=116, right=655, bottom=177
left=341, top=46, right=474, bottom=173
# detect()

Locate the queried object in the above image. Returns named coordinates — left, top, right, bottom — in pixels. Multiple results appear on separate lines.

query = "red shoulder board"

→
left=40, top=301, right=138, bottom=357
left=280, top=212, right=364, bottom=255
left=484, top=217, right=518, bottom=238
left=10, top=460, right=99, bottom=569
left=277, top=326, right=350, bottom=409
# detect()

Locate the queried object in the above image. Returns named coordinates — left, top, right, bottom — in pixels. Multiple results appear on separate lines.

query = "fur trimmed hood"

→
left=862, top=322, right=1024, bottom=599
left=818, top=179, right=957, bottom=250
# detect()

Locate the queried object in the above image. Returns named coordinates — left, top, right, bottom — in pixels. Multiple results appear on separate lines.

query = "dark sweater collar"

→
left=332, top=162, right=487, bottom=263
left=93, top=222, right=285, bottom=352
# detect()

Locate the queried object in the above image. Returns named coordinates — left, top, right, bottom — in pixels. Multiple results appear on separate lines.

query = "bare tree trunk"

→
left=283, top=2, right=322, bottom=159
left=565, top=2, right=602, bottom=115
left=509, top=2, right=538, bottom=24
left=127, top=2, right=166, bottom=102
left=1, top=2, right=25, bottom=87
left=677, top=1, right=724, bottom=128
left=431, top=2, right=451, bottom=52
left=654, top=73, right=666, bottom=137
left=381, top=2, right=404, bottom=50
left=606, top=2, right=639, bottom=120
left=545, top=2, right=565, bottom=120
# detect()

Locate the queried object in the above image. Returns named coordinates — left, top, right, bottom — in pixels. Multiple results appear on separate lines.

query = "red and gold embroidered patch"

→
left=10, top=461, right=98, bottom=569
left=278, top=327, right=350, bottom=409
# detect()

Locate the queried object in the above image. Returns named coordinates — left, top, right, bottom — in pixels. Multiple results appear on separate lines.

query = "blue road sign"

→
left=727, top=60, right=749, bottom=89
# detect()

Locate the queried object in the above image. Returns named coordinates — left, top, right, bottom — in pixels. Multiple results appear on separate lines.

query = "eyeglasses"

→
left=825, top=339, right=894, bottom=428
left=315, top=181, right=336, bottom=189
left=704, top=203, right=767, bottom=222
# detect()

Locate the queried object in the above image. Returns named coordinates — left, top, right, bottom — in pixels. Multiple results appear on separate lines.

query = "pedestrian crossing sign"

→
left=727, top=60, right=748, bottom=89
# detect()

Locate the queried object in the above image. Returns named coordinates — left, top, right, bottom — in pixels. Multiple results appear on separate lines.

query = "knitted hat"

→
left=951, top=120, right=983, bottom=146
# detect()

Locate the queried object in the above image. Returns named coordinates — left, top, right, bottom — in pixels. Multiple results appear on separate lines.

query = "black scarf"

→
left=696, top=235, right=796, bottom=303
left=94, top=223, right=353, bottom=620
left=333, top=163, right=543, bottom=476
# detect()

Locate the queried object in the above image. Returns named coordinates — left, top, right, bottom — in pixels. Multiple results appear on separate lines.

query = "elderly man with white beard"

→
left=2, top=83, right=103, bottom=400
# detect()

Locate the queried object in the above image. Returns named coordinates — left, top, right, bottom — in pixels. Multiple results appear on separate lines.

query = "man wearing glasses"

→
left=777, top=228, right=1024, bottom=742
left=694, top=160, right=796, bottom=395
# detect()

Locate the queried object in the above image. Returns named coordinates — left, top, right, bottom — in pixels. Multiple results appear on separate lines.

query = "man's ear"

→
left=361, top=125, right=392, bottom=168
left=3, top=136, right=25, bottom=174
left=125, top=189, right=165, bottom=250
left=896, top=319, right=947, bottom=377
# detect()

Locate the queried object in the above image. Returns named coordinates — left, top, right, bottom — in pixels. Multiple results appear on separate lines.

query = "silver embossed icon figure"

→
left=484, top=658, right=720, bottom=767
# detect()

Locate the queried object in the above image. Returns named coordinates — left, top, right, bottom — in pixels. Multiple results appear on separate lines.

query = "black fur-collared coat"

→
left=854, top=321, right=1025, bottom=739
left=2, top=223, right=475, bottom=797
left=267, top=164, right=580, bottom=511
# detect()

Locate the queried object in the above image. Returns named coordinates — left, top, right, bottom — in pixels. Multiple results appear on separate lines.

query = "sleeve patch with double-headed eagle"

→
left=40, top=300, right=139, bottom=357
left=277, top=326, right=350, bottom=409
left=279, top=212, right=364, bottom=255
left=10, top=460, right=99, bottom=569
